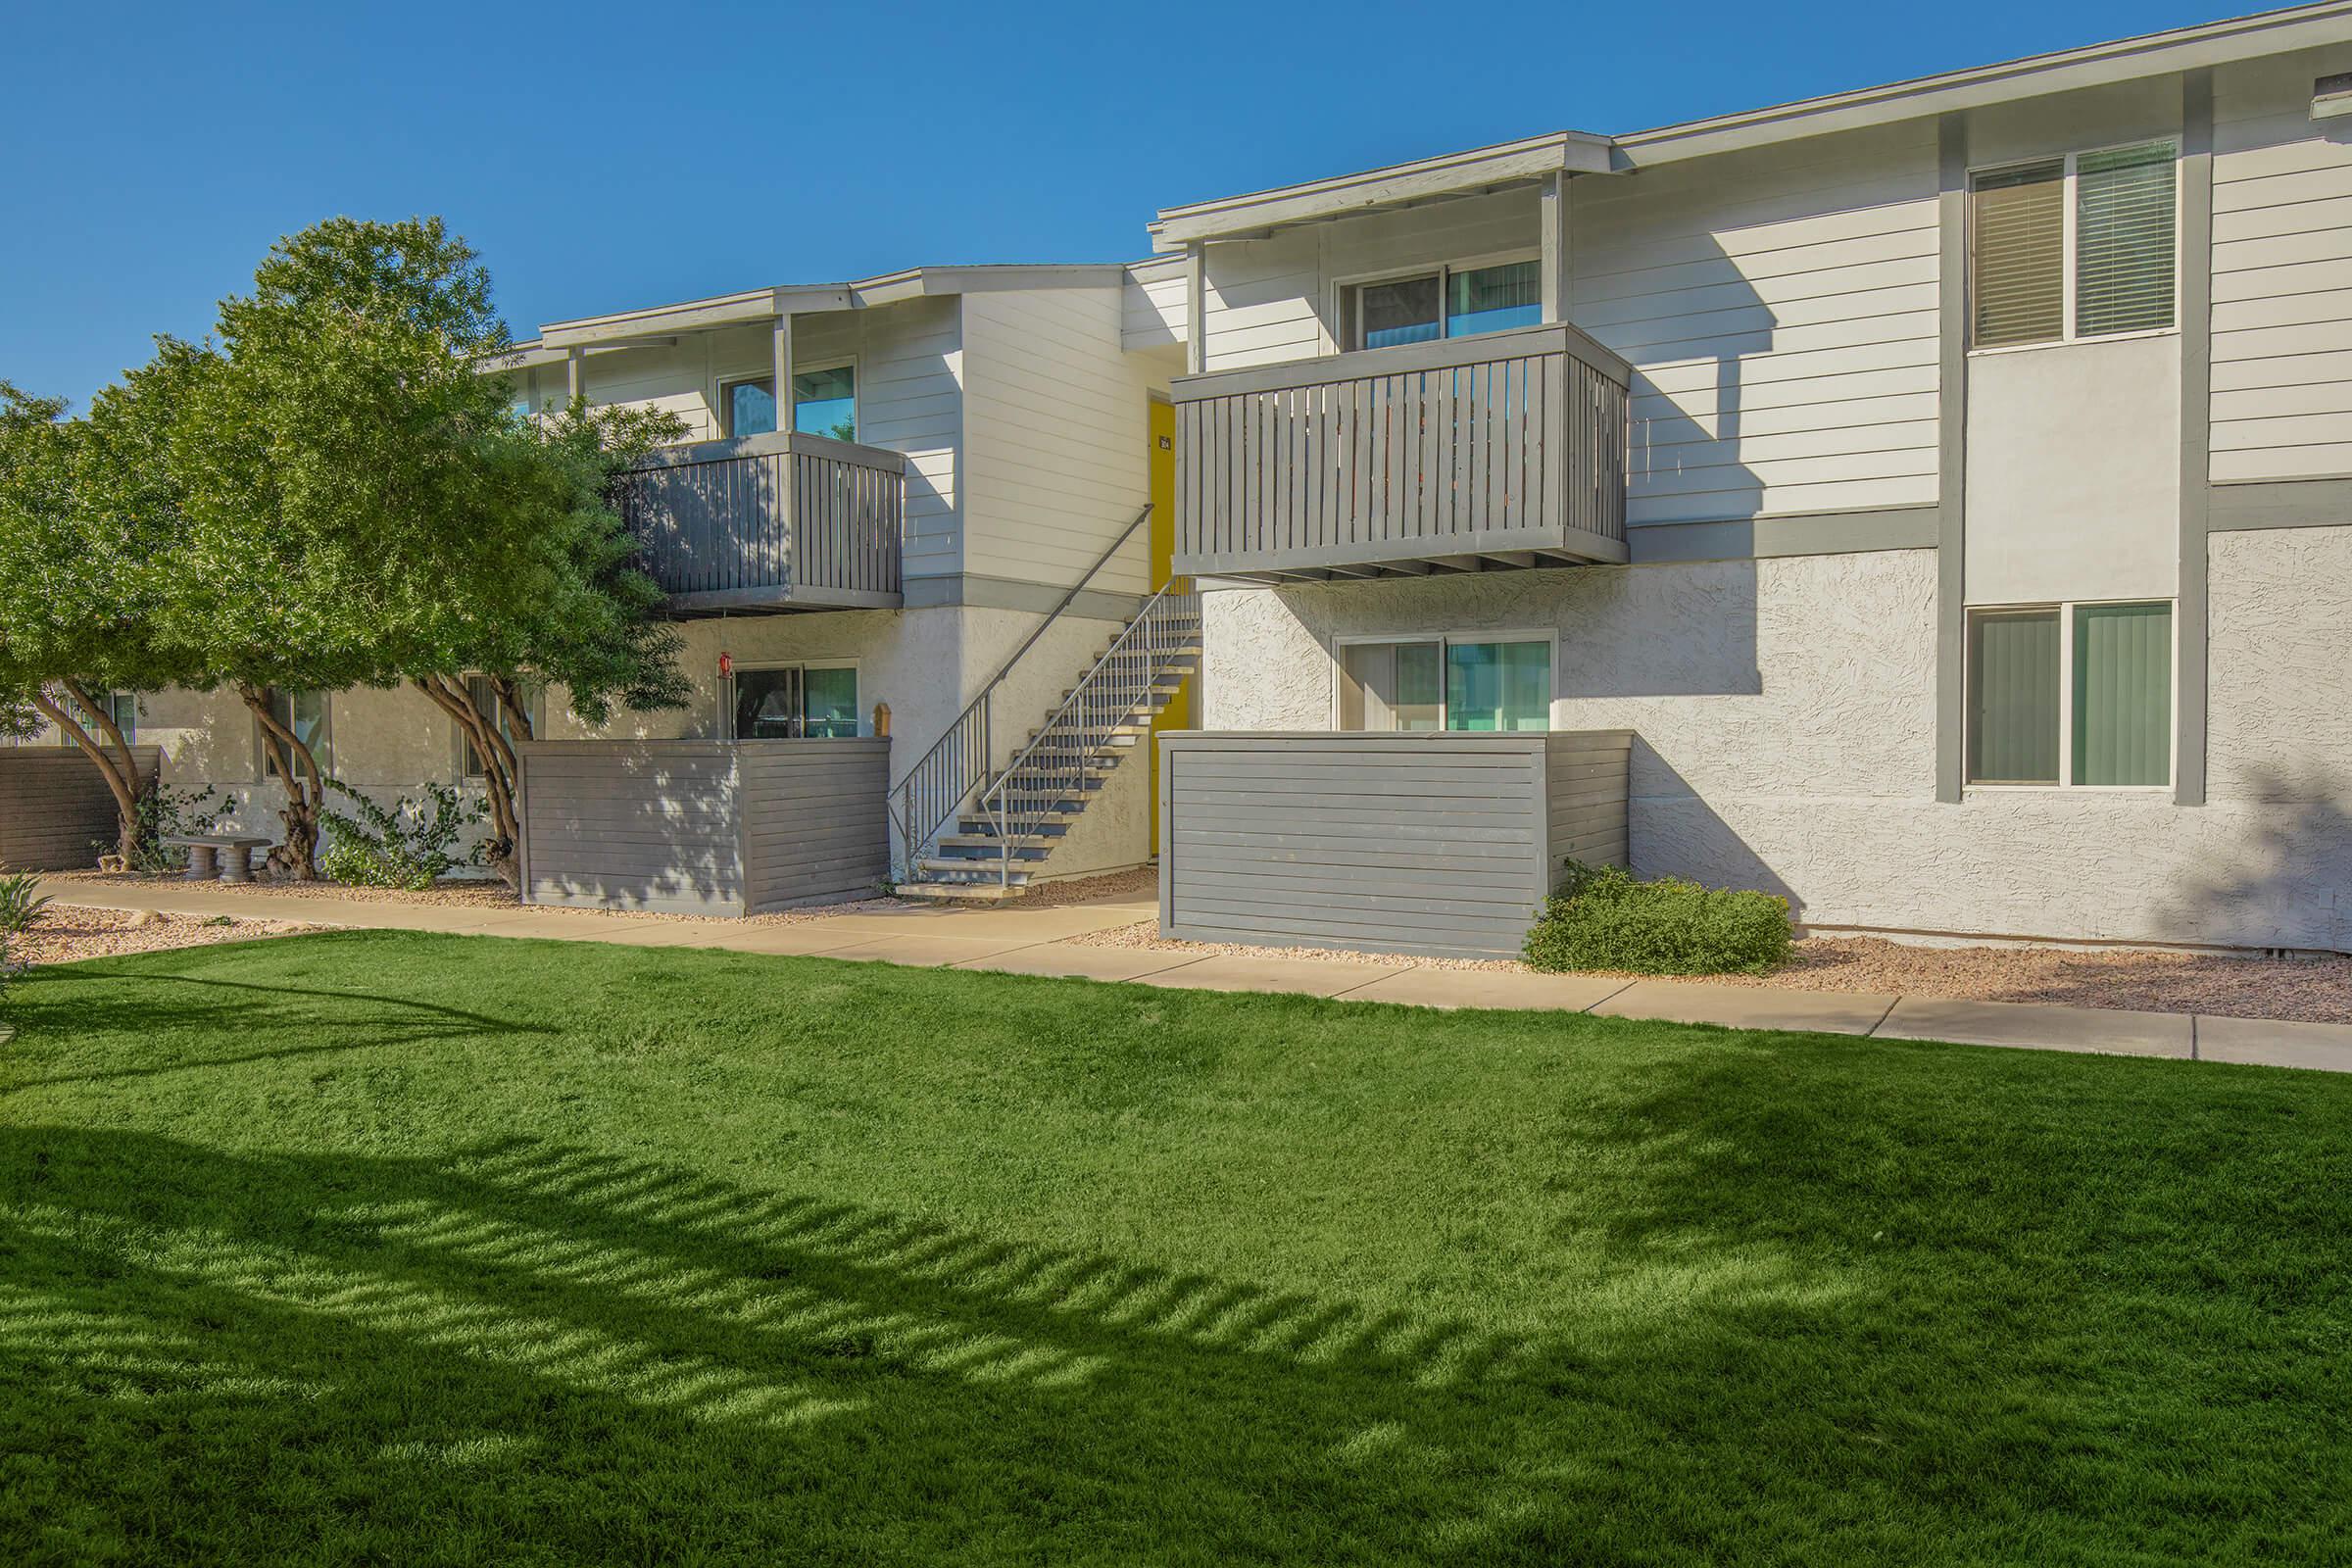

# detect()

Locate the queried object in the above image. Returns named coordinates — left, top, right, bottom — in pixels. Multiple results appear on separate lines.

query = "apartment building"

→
left=1151, top=3, right=2352, bottom=954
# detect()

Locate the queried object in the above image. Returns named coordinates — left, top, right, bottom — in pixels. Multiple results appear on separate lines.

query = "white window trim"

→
left=1963, top=597, right=2177, bottom=794
left=1331, top=248, right=1543, bottom=353
left=1966, top=139, right=2181, bottom=357
left=717, top=356, right=859, bottom=441
left=1328, top=629, right=1560, bottom=732
left=719, top=658, right=864, bottom=739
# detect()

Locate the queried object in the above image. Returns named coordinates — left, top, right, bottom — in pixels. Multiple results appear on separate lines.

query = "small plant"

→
left=319, top=780, right=486, bottom=891
left=0, top=872, right=53, bottom=935
left=108, top=783, right=239, bottom=874
left=1524, top=861, right=1792, bottom=977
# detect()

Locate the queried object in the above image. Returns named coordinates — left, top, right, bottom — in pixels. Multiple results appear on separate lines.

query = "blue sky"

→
left=6, top=0, right=2228, bottom=405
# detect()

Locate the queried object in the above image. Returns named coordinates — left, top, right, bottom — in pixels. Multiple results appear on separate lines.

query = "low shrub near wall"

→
left=1524, top=863, right=1792, bottom=977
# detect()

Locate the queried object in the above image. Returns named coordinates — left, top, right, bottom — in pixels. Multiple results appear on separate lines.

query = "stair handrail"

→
left=978, top=574, right=1200, bottom=888
left=889, top=503, right=1154, bottom=873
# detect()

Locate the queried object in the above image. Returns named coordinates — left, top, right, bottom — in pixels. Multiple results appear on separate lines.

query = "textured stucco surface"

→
left=1200, top=539, right=2352, bottom=951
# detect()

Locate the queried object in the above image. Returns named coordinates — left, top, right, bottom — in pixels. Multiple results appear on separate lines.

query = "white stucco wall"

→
left=1200, top=542, right=2352, bottom=951
left=1964, top=335, right=2181, bottom=605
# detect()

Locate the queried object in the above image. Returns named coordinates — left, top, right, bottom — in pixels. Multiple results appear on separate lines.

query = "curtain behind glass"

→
left=1967, top=612, right=2059, bottom=783
left=1359, top=275, right=1443, bottom=350
left=2074, top=603, right=2171, bottom=786
left=1444, top=641, right=1550, bottom=732
left=803, top=667, right=860, bottom=737
left=1447, top=261, right=1542, bottom=338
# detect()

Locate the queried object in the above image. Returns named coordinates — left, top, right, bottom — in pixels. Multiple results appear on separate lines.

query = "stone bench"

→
left=162, top=834, right=275, bottom=884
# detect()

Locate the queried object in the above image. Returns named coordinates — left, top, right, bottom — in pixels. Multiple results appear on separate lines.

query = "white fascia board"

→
left=1619, top=2, right=2352, bottom=164
left=1148, top=130, right=1619, bottom=250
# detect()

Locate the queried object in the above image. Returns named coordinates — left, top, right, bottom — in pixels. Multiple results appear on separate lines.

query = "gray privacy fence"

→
left=0, top=747, right=160, bottom=870
left=516, top=739, right=891, bottom=916
left=1157, top=730, right=1632, bottom=959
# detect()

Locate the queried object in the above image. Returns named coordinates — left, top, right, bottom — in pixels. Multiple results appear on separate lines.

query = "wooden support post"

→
left=1539, top=172, right=1571, bottom=324
left=564, top=348, right=585, bottom=405
left=772, top=315, right=794, bottom=430
left=1184, top=242, right=1206, bottom=375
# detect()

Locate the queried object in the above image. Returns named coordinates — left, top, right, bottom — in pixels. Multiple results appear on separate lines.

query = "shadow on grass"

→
left=4, top=969, right=557, bottom=1089
left=6, top=1066, right=2345, bottom=1564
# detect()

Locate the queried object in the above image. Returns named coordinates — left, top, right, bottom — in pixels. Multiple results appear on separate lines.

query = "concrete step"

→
left=896, top=879, right=1027, bottom=904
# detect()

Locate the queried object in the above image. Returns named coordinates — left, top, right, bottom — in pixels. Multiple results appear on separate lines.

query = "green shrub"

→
left=0, top=872, right=53, bottom=935
left=1523, top=862, right=1792, bottom=976
left=319, top=781, right=485, bottom=891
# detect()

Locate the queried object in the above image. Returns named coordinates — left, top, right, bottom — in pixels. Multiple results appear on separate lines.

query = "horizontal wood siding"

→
left=2211, top=44, right=2352, bottom=483
left=519, top=742, right=746, bottom=915
left=1574, top=122, right=1944, bottom=526
left=1171, top=324, right=1629, bottom=574
left=0, top=748, right=159, bottom=870
left=737, top=740, right=892, bottom=911
left=1158, top=731, right=1631, bottom=958
left=1123, top=261, right=1190, bottom=352
left=959, top=286, right=1157, bottom=596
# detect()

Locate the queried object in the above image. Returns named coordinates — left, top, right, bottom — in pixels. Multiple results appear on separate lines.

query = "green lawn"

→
left=2, top=932, right=2347, bottom=1565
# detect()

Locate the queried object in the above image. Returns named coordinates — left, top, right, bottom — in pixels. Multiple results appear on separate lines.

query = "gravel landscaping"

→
left=9, top=904, right=315, bottom=967
left=1075, top=921, right=2352, bottom=1023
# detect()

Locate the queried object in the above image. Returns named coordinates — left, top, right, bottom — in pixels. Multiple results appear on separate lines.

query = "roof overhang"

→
left=1618, top=1, right=2352, bottom=165
left=1149, top=129, right=1619, bottom=251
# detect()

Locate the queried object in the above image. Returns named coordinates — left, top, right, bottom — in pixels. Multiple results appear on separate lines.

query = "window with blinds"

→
left=1966, top=601, right=2173, bottom=788
left=2076, top=143, right=2178, bottom=336
left=1971, top=162, right=2065, bottom=349
left=1969, top=142, right=2177, bottom=349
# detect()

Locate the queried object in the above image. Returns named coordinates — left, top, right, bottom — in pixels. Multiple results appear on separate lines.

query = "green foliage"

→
left=0, top=873, right=52, bottom=935
left=318, top=780, right=484, bottom=891
left=120, top=783, right=237, bottom=874
left=1524, top=861, right=1793, bottom=976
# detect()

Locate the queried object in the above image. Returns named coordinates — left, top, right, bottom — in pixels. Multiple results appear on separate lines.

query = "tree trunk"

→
left=28, top=685, right=142, bottom=865
left=240, top=683, right=324, bottom=879
left=58, top=678, right=151, bottom=863
left=415, top=675, right=520, bottom=887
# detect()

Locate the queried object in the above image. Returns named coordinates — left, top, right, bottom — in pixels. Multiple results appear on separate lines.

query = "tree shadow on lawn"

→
left=4, top=1043, right=2347, bottom=1568
left=4, top=968, right=557, bottom=1089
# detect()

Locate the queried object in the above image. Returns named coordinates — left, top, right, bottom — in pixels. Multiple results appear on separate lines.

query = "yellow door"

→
left=1147, top=397, right=1193, bottom=854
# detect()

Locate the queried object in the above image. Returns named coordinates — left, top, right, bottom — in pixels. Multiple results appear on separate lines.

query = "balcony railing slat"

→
left=1171, top=325, right=1629, bottom=576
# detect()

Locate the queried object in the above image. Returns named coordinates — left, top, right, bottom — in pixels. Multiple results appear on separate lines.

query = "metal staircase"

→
left=888, top=506, right=1200, bottom=903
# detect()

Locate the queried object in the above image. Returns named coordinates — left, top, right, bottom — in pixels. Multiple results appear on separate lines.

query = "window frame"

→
left=1963, top=598, right=2177, bottom=793
left=55, top=690, right=136, bottom=748
left=720, top=658, right=863, bottom=740
left=1966, top=139, right=2181, bottom=356
left=1329, top=629, right=1559, bottom=733
left=1333, top=248, right=1543, bottom=353
left=716, top=356, right=859, bottom=442
left=257, top=689, right=331, bottom=782
left=455, top=676, right=545, bottom=780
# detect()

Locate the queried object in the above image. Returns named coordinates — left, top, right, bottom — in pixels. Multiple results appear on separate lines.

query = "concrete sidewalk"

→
left=39, top=878, right=2352, bottom=1074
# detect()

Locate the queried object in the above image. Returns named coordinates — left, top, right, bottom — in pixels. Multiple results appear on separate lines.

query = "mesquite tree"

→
left=0, top=369, right=202, bottom=861
left=408, top=398, right=691, bottom=880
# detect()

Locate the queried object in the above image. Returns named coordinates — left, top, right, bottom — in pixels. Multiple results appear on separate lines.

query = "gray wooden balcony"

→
left=616, top=430, right=906, bottom=613
left=1170, top=322, right=1631, bottom=582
